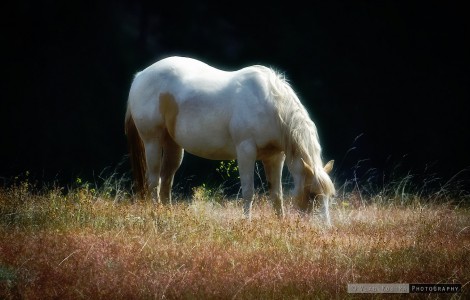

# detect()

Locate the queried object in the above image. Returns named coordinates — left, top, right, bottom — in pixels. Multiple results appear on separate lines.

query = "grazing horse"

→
left=125, top=56, right=335, bottom=224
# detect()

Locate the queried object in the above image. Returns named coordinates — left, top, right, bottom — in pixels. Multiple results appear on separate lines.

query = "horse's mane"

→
left=254, top=65, right=335, bottom=196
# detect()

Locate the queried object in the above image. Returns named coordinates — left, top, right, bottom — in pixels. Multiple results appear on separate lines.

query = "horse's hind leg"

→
left=262, top=153, right=285, bottom=218
left=143, top=137, right=163, bottom=202
left=159, top=131, right=183, bottom=204
left=236, top=140, right=257, bottom=220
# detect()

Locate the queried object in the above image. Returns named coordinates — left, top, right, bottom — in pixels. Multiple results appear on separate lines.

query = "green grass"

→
left=1, top=177, right=469, bottom=299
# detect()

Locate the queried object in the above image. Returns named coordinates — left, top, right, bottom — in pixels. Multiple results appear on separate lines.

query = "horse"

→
left=125, top=56, right=335, bottom=225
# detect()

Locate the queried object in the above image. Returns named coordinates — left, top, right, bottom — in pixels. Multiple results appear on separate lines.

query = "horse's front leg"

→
left=236, top=140, right=256, bottom=220
left=262, top=153, right=285, bottom=218
left=321, top=195, right=332, bottom=227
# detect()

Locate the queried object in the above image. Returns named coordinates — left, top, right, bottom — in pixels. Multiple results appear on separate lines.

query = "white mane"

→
left=253, top=65, right=335, bottom=195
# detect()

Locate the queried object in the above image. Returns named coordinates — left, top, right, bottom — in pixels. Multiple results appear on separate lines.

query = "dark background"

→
left=2, top=1, right=469, bottom=194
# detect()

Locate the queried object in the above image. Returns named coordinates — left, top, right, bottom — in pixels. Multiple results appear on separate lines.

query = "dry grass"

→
left=1, top=179, right=469, bottom=299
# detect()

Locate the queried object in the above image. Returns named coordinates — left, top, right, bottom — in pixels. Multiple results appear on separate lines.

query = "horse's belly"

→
left=173, top=115, right=237, bottom=160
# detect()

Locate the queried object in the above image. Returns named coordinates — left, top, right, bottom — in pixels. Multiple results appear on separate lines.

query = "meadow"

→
left=1, top=173, right=469, bottom=299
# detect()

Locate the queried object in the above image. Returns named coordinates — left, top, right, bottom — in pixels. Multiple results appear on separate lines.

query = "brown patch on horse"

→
left=159, top=93, right=179, bottom=138
left=257, top=141, right=282, bottom=160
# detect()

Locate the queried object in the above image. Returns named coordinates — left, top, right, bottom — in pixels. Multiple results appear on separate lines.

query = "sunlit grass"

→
left=1, top=176, right=469, bottom=299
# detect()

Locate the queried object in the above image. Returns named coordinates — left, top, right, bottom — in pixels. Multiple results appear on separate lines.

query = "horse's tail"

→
left=125, top=106, right=147, bottom=198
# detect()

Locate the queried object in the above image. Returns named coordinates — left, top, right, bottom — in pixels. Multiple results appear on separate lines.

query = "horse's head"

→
left=295, top=159, right=335, bottom=213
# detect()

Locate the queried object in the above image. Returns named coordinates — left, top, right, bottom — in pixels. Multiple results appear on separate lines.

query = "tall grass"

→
left=1, top=172, right=469, bottom=299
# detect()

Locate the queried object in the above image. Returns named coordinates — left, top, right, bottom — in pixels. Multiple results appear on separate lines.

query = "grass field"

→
left=1, top=176, right=469, bottom=299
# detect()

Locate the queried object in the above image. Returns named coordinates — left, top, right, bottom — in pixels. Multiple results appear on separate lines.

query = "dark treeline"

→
left=2, top=1, right=469, bottom=193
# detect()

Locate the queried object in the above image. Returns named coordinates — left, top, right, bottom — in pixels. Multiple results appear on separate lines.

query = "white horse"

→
left=125, top=56, right=335, bottom=224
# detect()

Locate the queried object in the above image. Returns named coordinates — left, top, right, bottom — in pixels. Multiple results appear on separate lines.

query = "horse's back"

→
left=141, top=56, right=227, bottom=83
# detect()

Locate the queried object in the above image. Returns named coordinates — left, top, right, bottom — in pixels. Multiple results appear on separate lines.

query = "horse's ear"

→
left=324, top=160, right=334, bottom=174
left=301, top=158, right=315, bottom=177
